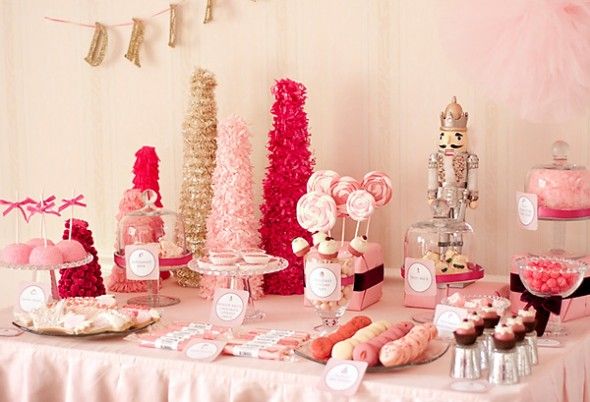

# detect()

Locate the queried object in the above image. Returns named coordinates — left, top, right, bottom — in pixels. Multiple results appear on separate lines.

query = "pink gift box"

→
left=510, top=255, right=590, bottom=322
left=304, top=242, right=384, bottom=311
left=404, top=280, right=510, bottom=309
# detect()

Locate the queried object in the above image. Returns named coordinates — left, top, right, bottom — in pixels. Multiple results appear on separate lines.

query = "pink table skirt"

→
left=1, top=275, right=590, bottom=402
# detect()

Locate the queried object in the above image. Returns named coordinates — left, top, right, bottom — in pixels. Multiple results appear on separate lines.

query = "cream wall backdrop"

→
left=0, top=0, right=589, bottom=307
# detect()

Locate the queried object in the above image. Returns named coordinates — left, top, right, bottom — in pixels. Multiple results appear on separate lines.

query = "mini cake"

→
left=492, top=324, right=516, bottom=350
left=506, top=315, right=526, bottom=342
left=450, top=254, right=468, bottom=271
left=467, top=311, right=485, bottom=337
left=242, top=252, right=270, bottom=265
left=318, top=238, right=339, bottom=260
left=517, top=309, right=537, bottom=333
left=292, top=237, right=310, bottom=257
left=26, top=238, right=55, bottom=247
left=29, top=245, right=64, bottom=266
left=209, top=251, right=239, bottom=265
left=56, top=240, right=87, bottom=263
left=348, top=235, right=368, bottom=257
left=480, top=303, right=500, bottom=329
left=312, top=231, right=328, bottom=247
left=0, top=243, right=33, bottom=264
left=454, top=319, right=477, bottom=346
left=159, top=240, right=184, bottom=258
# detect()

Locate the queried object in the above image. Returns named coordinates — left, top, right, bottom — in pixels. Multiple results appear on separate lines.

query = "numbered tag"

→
left=16, top=282, right=51, bottom=313
left=125, top=244, right=160, bottom=280
left=433, top=304, right=468, bottom=338
left=209, top=288, right=249, bottom=328
left=305, top=260, right=341, bottom=302
left=317, top=358, right=368, bottom=396
left=516, top=192, right=538, bottom=230
left=404, top=258, right=436, bottom=296
left=184, top=339, right=226, bottom=362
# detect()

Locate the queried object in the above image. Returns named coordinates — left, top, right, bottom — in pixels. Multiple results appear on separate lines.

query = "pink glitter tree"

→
left=58, top=219, right=106, bottom=298
left=260, top=79, right=315, bottom=295
left=201, top=116, right=263, bottom=299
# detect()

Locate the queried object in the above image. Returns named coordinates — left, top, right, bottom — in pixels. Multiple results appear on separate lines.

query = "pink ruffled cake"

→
left=0, top=243, right=33, bottom=264
left=527, top=168, right=590, bottom=210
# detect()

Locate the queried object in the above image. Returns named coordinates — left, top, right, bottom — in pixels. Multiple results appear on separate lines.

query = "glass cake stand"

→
left=0, top=254, right=94, bottom=300
left=188, top=256, right=288, bottom=321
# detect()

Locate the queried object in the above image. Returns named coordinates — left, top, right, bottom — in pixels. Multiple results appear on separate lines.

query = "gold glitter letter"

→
left=84, top=22, right=108, bottom=67
left=125, top=18, right=144, bottom=67
left=168, top=4, right=178, bottom=48
left=203, top=0, right=213, bottom=24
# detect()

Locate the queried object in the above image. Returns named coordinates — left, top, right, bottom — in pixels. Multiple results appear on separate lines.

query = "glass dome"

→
left=525, top=141, right=590, bottom=217
left=115, top=190, right=189, bottom=265
left=404, top=200, right=482, bottom=283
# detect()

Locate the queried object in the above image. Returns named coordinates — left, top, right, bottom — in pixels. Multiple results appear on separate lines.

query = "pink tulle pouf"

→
left=528, top=169, right=590, bottom=210
left=439, top=0, right=590, bottom=123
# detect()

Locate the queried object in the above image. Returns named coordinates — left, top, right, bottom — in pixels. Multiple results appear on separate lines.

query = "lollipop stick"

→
left=340, top=218, right=346, bottom=247
left=40, top=193, right=47, bottom=248
left=15, top=191, right=19, bottom=243
left=364, top=216, right=372, bottom=238
left=354, top=221, right=360, bottom=238
left=69, top=189, right=75, bottom=241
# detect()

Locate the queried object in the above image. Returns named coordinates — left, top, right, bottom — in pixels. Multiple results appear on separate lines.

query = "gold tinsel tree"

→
left=175, top=68, right=218, bottom=287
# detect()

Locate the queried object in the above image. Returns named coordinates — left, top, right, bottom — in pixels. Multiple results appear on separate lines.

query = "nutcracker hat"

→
left=440, top=96, right=468, bottom=131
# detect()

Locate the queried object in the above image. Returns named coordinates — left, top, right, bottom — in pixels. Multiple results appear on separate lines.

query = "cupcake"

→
left=506, top=315, right=526, bottom=342
left=318, top=238, right=339, bottom=260
left=517, top=309, right=537, bottom=334
left=291, top=237, right=311, bottom=257
left=312, top=232, right=328, bottom=247
left=453, top=319, right=477, bottom=346
left=493, top=324, right=516, bottom=350
left=467, top=311, right=485, bottom=337
left=480, top=303, right=500, bottom=329
left=348, top=235, right=368, bottom=257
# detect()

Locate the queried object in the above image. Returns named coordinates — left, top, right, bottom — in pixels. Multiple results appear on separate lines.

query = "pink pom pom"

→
left=441, top=1, right=590, bottom=123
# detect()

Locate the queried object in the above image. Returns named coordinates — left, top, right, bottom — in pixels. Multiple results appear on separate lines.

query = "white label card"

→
left=317, top=359, right=368, bottom=396
left=404, top=258, right=436, bottom=296
left=516, top=192, right=538, bottom=230
left=16, top=282, right=51, bottom=313
left=125, top=244, right=160, bottom=280
left=433, top=304, right=469, bottom=337
left=209, top=287, right=249, bottom=328
left=184, top=339, right=227, bottom=362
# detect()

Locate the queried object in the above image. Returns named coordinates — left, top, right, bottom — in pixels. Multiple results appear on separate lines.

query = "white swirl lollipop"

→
left=296, top=191, right=337, bottom=233
left=362, top=171, right=392, bottom=207
left=307, top=170, right=340, bottom=194
left=346, top=190, right=375, bottom=221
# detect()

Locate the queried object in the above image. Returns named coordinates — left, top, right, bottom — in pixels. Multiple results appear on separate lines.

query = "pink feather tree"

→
left=259, top=79, right=315, bottom=295
left=201, top=116, right=263, bottom=299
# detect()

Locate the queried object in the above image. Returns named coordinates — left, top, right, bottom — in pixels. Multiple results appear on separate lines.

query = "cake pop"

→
left=291, top=237, right=310, bottom=257
left=29, top=245, right=64, bottom=266
left=318, top=238, right=338, bottom=260
left=0, top=243, right=32, bottom=264
left=56, top=240, right=87, bottom=263
left=27, top=238, right=55, bottom=248
left=348, top=235, right=368, bottom=257
left=311, top=231, right=328, bottom=247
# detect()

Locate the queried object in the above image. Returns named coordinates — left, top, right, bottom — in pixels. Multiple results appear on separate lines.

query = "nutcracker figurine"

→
left=427, top=96, right=479, bottom=222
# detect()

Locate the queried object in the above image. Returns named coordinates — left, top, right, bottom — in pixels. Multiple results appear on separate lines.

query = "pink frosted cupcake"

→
left=480, top=303, right=500, bottom=329
left=517, top=309, right=537, bottom=334
left=454, top=319, right=477, bottom=346
left=493, top=324, right=516, bottom=350
left=467, top=311, right=485, bottom=337
left=29, top=245, right=64, bottom=266
left=0, top=243, right=32, bottom=264
left=506, top=315, right=526, bottom=342
left=56, top=240, right=87, bottom=263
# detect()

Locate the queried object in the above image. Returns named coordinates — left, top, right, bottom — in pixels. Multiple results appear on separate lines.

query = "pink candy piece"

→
left=330, top=176, right=361, bottom=217
left=307, top=170, right=340, bottom=194
left=522, top=259, right=581, bottom=295
left=346, top=190, right=376, bottom=221
left=29, top=245, right=64, bottom=266
left=296, top=191, right=337, bottom=233
left=528, top=169, right=590, bottom=210
left=362, top=171, right=392, bottom=207
left=0, top=243, right=32, bottom=264
left=56, top=240, right=87, bottom=263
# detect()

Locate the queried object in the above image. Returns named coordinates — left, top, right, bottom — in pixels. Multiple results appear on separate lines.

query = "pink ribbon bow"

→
left=0, top=197, right=36, bottom=222
left=26, top=196, right=61, bottom=219
left=58, top=194, right=86, bottom=212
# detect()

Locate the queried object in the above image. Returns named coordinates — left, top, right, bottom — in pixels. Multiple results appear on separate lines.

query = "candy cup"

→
left=296, top=191, right=337, bottom=233
left=362, top=171, right=393, bottom=207
left=307, top=170, right=340, bottom=194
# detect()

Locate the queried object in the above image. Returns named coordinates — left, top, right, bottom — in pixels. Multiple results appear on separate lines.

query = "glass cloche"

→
left=404, top=200, right=483, bottom=285
left=525, top=140, right=590, bottom=219
left=114, top=189, right=192, bottom=307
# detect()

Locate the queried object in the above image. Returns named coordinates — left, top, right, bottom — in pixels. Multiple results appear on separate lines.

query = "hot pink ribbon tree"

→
left=259, top=79, right=315, bottom=295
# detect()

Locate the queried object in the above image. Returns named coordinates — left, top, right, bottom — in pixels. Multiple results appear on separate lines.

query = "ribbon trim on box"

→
left=353, top=264, right=384, bottom=292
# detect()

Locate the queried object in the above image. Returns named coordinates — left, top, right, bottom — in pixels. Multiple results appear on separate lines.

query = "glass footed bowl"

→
left=516, top=256, right=587, bottom=298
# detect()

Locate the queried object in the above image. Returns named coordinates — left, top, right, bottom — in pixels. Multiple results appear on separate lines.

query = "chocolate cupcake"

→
left=492, top=324, right=516, bottom=350
left=453, top=319, right=477, bottom=346
left=506, top=315, right=527, bottom=342
left=467, top=311, right=485, bottom=337
left=518, top=309, right=537, bottom=334
left=480, top=303, right=500, bottom=329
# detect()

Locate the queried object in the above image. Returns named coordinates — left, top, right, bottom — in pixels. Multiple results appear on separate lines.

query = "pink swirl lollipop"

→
left=296, top=191, right=337, bottom=233
left=330, top=176, right=360, bottom=217
left=362, top=171, right=392, bottom=207
left=346, top=190, right=375, bottom=221
left=307, top=170, right=340, bottom=194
